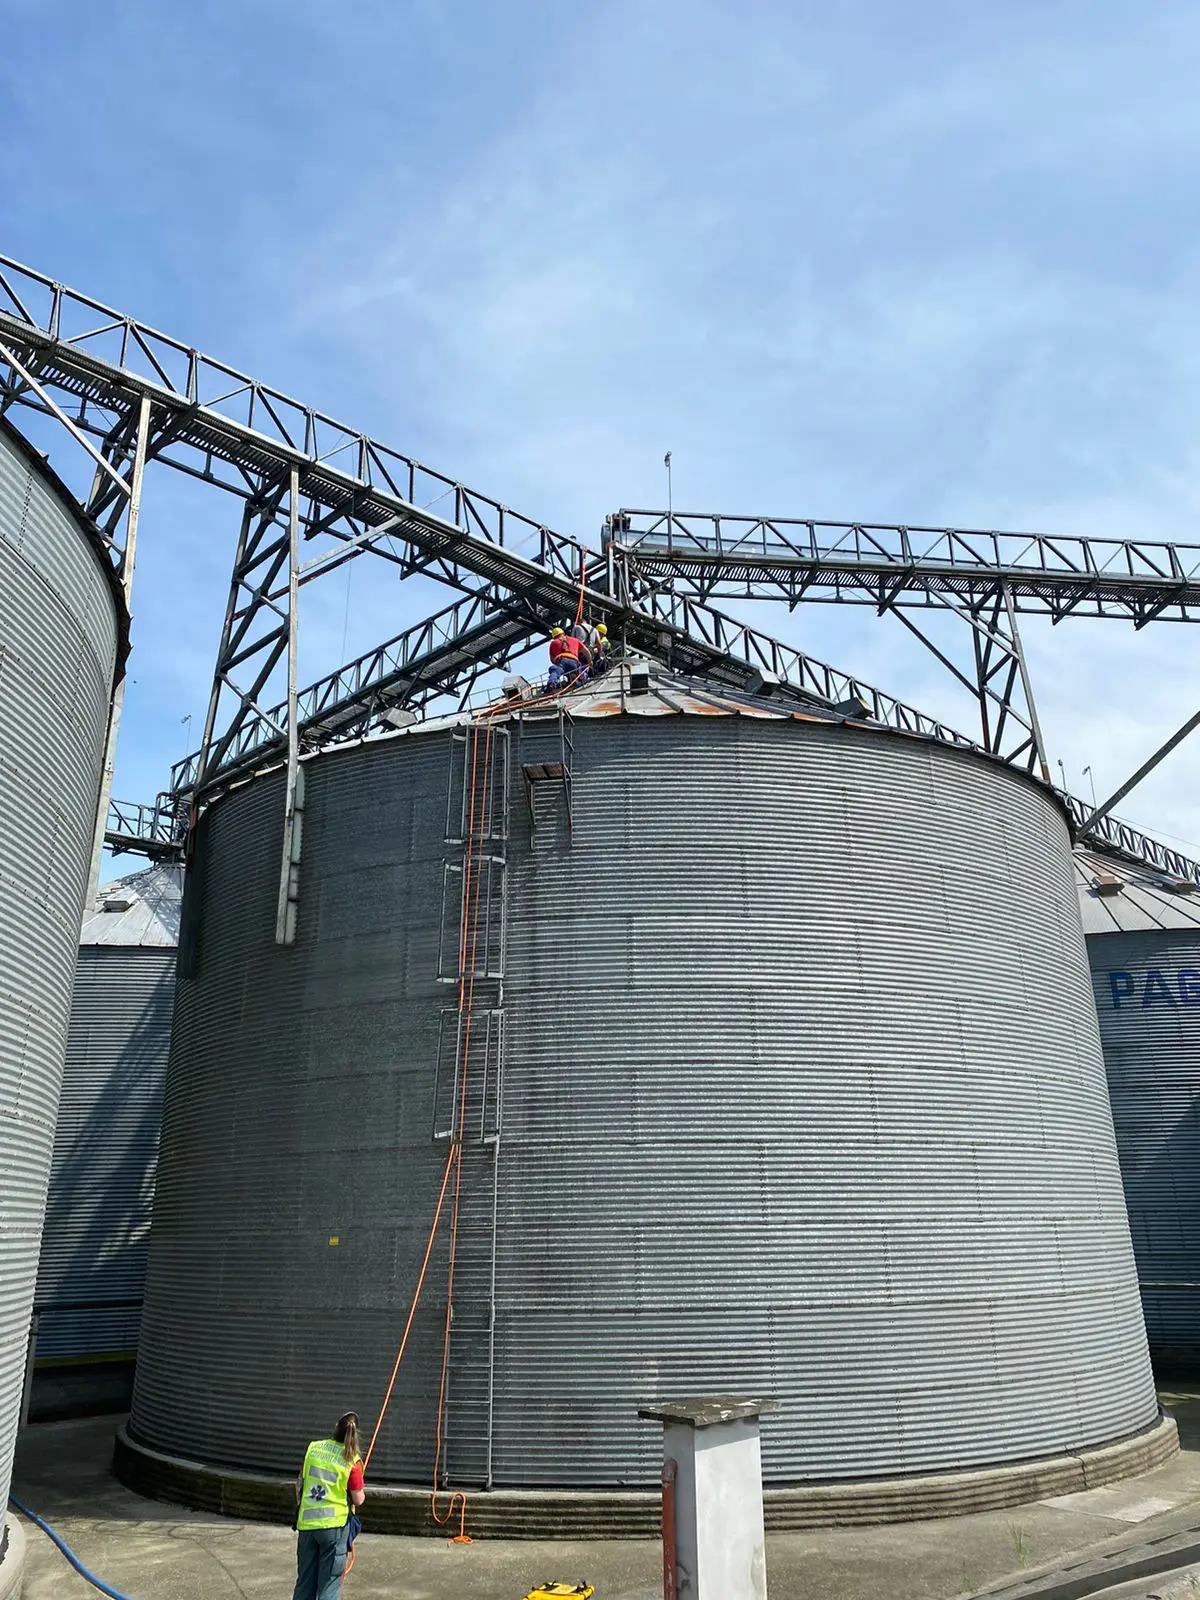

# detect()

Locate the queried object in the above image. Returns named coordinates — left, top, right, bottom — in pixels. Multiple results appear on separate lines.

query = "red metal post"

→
left=662, top=1457, right=678, bottom=1600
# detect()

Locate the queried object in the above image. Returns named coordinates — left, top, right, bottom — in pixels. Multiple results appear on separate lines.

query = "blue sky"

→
left=4, top=0, right=1200, bottom=858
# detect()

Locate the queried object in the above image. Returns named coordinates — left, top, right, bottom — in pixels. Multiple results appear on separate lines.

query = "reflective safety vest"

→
left=296, top=1437, right=354, bottom=1530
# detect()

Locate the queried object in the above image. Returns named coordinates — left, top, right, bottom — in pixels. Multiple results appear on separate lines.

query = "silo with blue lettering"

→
left=1078, top=848, right=1200, bottom=1372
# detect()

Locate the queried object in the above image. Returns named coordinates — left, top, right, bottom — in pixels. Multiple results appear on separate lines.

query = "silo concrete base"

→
left=0, top=1514, right=27, bottom=1599
left=114, top=1414, right=1179, bottom=1537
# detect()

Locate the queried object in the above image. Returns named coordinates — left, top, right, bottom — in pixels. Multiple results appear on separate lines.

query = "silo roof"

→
left=276, top=656, right=1067, bottom=828
left=1076, top=847, right=1200, bottom=936
left=397, top=658, right=916, bottom=737
left=543, top=670, right=840, bottom=720
left=82, top=861, right=184, bottom=947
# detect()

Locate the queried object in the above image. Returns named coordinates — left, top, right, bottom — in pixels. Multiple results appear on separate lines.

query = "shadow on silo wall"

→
left=30, top=949, right=175, bottom=1419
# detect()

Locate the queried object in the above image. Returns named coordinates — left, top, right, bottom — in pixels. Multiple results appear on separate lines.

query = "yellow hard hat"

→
left=550, top=626, right=563, bottom=637
left=596, top=623, right=608, bottom=636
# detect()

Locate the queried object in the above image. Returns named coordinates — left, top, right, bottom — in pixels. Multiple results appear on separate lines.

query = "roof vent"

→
left=1091, top=872, right=1123, bottom=897
left=501, top=675, right=531, bottom=700
left=832, top=695, right=870, bottom=721
left=748, top=669, right=781, bottom=697
left=628, top=662, right=651, bottom=697
left=380, top=707, right=417, bottom=729
left=1161, top=876, right=1197, bottom=895
left=102, top=896, right=135, bottom=913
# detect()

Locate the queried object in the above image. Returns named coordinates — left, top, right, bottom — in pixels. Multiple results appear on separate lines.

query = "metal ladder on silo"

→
left=516, top=705, right=574, bottom=843
left=432, top=722, right=509, bottom=1488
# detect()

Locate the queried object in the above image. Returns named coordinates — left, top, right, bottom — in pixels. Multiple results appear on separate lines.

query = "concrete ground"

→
left=9, top=1392, right=1200, bottom=1600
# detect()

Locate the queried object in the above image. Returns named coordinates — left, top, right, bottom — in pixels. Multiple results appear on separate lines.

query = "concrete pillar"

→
left=639, top=1396, right=777, bottom=1600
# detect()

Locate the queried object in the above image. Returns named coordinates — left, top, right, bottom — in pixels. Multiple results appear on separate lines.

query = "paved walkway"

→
left=11, top=1394, right=1200, bottom=1600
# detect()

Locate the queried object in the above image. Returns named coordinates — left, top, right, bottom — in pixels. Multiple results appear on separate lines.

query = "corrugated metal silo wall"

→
left=132, top=740, right=455, bottom=1480
left=495, top=717, right=1154, bottom=1484
left=0, top=426, right=118, bottom=1507
left=35, top=945, right=176, bottom=1358
left=130, top=716, right=1156, bottom=1490
left=1087, top=928, right=1200, bottom=1369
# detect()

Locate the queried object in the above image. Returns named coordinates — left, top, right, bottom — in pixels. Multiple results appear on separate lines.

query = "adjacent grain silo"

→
left=123, top=666, right=1168, bottom=1530
left=31, top=863, right=182, bottom=1420
left=0, top=415, right=124, bottom=1531
left=1078, top=848, right=1200, bottom=1373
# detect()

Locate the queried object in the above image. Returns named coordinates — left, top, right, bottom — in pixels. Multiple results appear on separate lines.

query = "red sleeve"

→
left=348, top=1463, right=364, bottom=1492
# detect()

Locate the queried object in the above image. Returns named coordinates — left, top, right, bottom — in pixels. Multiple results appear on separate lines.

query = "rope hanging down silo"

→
left=361, top=672, right=573, bottom=1551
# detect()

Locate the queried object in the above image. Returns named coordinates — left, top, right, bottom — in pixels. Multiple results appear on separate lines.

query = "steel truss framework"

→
left=1, top=254, right=1197, bottom=891
left=1064, top=794, right=1200, bottom=887
left=0, top=256, right=967, bottom=790
left=105, top=797, right=183, bottom=861
left=606, top=509, right=1200, bottom=776
left=170, top=584, right=972, bottom=799
left=604, top=510, right=1200, bottom=621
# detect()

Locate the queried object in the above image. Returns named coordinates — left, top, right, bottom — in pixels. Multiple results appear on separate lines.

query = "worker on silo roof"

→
left=572, top=617, right=600, bottom=659
left=293, top=1410, right=365, bottom=1600
left=592, top=621, right=610, bottom=676
left=548, top=624, right=588, bottom=690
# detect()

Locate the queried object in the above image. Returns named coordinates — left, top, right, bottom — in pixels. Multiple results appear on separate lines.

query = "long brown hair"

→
left=334, top=1411, right=362, bottom=1465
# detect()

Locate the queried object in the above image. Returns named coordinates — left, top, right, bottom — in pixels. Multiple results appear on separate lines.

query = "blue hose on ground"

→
left=8, top=1494, right=135, bottom=1600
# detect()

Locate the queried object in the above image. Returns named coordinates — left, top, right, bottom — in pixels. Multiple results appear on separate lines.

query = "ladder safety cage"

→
left=444, top=725, right=510, bottom=846
left=437, top=856, right=508, bottom=983
left=432, top=1008, right=504, bottom=1145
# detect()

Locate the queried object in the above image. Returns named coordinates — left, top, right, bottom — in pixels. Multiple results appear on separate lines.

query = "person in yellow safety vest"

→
left=293, top=1410, right=366, bottom=1600
left=592, top=621, right=610, bottom=676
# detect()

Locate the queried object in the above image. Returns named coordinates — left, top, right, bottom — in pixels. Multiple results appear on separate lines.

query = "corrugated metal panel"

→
left=130, top=712, right=1156, bottom=1491
left=34, top=945, right=176, bottom=1358
left=0, top=420, right=119, bottom=1507
left=1084, top=923, right=1200, bottom=1367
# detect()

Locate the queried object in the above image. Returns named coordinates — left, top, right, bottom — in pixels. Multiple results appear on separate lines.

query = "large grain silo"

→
left=32, top=863, right=182, bottom=1420
left=1078, top=848, right=1200, bottom=1374
left=0, top=416, right=124, bottom=1555
left=121, top=666, right=1170, bottom=1532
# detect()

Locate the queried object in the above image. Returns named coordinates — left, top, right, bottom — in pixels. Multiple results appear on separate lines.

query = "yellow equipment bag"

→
left=522, top=1587, right=595, bottom=1599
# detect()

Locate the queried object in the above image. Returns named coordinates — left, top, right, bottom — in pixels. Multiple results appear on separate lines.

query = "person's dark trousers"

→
left=292, top=1523, right=349, bottom=1600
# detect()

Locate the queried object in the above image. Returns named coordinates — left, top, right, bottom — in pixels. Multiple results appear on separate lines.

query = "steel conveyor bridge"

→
left=603, top=509, right=1200, bottom=624
left=2, top=254, right=1197, bottom=895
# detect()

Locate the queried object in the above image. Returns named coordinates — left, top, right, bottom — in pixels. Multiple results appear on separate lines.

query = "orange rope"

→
left=363, top=1143, right=456, bottom=1472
